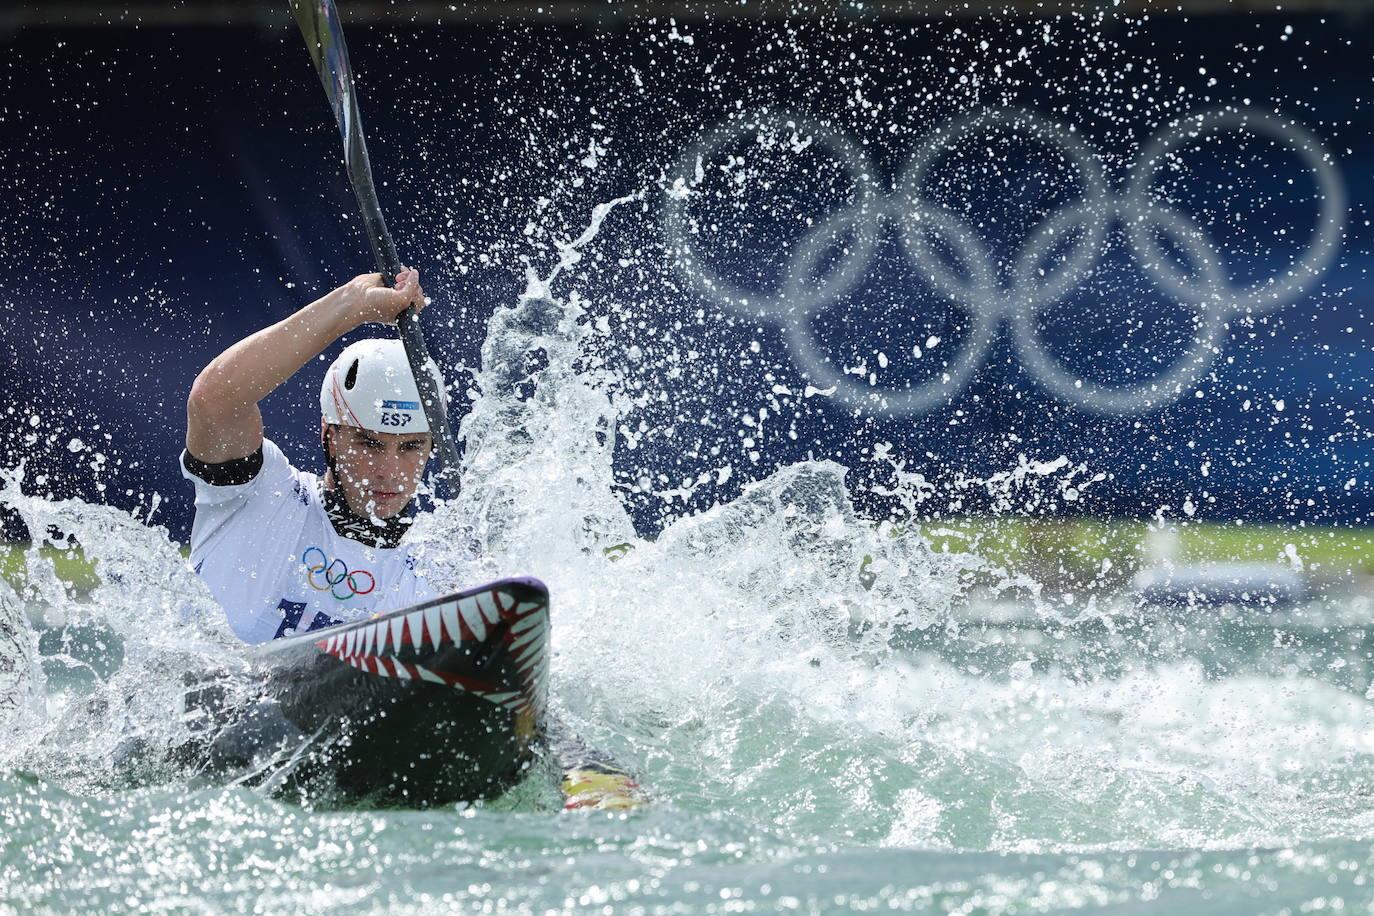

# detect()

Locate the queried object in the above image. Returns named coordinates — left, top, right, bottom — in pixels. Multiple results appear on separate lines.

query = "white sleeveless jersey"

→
left=180, top=439, right=439, bottom=644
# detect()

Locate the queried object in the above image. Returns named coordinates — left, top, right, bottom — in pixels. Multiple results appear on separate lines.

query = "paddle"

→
left=287, top=0, right=461, bottom=494
left=286, top=3, right=644, bottom=810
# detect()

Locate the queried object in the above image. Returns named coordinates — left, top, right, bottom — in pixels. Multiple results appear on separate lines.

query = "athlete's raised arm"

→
left=185, top=269, right=427, bottom=464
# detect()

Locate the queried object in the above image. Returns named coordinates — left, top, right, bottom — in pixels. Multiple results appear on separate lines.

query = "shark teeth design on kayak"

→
left=415, top=665, right=445, bottom=685
left=460, top=597, right=487, bottom=642
left=441, top=600, right=462, bottom=644
left=476, top=591, right=502, bottom=626
left=314, top=581, right=552, bottom=716
left=422, top=604, right=444, bottom=651
left=510, top=611, right=543, bottom=634
left=409, top=609, right=426, bottom=651
left=509, top=617, right=545, bottom=654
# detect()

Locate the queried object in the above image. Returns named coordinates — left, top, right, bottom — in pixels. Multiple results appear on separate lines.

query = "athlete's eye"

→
left=401, top=441, right=425, bottom=452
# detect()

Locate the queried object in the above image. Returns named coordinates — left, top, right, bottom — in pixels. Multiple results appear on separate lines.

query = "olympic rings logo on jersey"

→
left=662, top=106, right=1346, bottom=416
left=302, top=547, right=376, bottom=601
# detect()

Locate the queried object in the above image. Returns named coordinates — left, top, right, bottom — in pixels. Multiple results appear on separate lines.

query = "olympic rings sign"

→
left=663, top=106, right=1346, bottom=416
left=302, top=546, right=376, bottom=601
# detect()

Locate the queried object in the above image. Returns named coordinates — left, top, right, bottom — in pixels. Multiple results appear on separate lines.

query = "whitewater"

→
left=0, top=189, right=1371, bottom=912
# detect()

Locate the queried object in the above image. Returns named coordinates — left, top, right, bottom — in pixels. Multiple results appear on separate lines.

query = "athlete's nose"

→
left=383, top=443, right=421, bottom=485
left=375, top=448, right=405, bottom=483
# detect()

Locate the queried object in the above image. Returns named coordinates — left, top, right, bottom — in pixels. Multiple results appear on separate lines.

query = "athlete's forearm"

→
left=185, top=271, right=426, bottom=462
left=191, top=287, right=355, bottom=414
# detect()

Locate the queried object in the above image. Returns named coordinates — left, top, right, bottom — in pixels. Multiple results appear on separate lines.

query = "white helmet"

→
left=320, top=338, right=444, bottom=434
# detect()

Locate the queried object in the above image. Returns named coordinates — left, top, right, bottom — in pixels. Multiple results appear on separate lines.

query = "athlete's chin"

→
left=367, top=491, right=407, bottom=517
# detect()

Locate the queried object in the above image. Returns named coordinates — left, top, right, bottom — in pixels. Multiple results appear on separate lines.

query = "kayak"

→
left=181, top=577, right=551, bottom=806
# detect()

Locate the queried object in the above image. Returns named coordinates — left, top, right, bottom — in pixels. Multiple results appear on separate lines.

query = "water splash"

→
left=522, top=191, right=644, bottom=303
left=0, top=464, right=237, bottom=789
left=1, top=193, right=1371, bottom=858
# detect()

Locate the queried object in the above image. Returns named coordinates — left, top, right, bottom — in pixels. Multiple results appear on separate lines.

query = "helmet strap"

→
left=322, top=423, right=343, bottom=492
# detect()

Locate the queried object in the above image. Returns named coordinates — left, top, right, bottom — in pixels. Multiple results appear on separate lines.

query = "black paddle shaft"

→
left=288, top=0, right=461, bottom=492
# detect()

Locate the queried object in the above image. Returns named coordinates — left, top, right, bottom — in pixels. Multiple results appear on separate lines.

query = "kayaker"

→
left=181, top=268, right=444, bottom=644
left=181, top=268, right=647, bottom=810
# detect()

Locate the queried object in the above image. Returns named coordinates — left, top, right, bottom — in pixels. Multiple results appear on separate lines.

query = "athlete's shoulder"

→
left=258, top=438, right=295, bottom=476
left=252, top=438, right=315, bottom=493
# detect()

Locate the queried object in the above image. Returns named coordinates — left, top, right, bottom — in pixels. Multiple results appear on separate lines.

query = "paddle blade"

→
left=288, top=0, right=358, bottom=152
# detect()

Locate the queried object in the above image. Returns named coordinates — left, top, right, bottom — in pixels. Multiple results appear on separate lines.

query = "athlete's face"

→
left=323, top=422, right=432, bottom=518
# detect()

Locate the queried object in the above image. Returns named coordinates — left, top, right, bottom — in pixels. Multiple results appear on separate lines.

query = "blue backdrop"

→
left=1, top=10, right=1371, bottom=542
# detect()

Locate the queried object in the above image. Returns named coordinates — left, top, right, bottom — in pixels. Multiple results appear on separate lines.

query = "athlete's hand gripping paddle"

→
left=288, top=0, right=460, bottom=494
